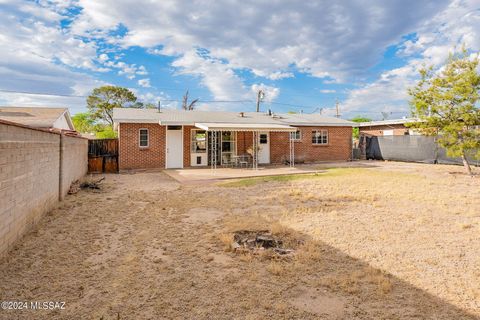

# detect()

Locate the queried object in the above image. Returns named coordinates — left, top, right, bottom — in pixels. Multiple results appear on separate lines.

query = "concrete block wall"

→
left=60, top=135, right=88, bottom=198
left=0, top=121, right=87, bottom=258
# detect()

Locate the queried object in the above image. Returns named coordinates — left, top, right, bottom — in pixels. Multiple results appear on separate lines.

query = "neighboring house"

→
left=0, top=106, right=75, bottom=132
left=357, top=118, right=418, bottom=136
left=113, top=108, right=354, bottom=170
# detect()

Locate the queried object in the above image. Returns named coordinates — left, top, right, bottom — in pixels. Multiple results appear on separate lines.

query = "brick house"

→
left=357, top=118, right=418, bottom=136
left=113, top=108, right=353, bottom=170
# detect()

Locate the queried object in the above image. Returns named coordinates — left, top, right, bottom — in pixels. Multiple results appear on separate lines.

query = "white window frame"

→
left=139, top=128, right=149, bottom=148
left=312, top=130, right=328, bottom=145
left=289, top=130, right=302, bottom=141
left=191, top=129, right=207, bottom=153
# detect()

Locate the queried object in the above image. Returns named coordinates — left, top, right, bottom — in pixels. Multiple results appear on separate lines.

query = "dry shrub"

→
left=288, top=188, right=302, bottom=197
left=239, top=253, right=254, bottom=263
left=218, top=233, right=234, bottom=252
left=364, top=268, right=393, bottom=294
left=319, top=274, right=360, bottom=294
left=267, top=261, right=285, bottom=276
left=295, top=241, right=322, bottom=263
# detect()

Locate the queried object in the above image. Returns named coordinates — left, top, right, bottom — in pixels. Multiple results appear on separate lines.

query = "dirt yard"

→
left=0, top=161, right=479, bottom=319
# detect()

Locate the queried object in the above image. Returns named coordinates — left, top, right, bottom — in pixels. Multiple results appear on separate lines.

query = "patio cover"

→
left=194, top=122, right=297, bottom=132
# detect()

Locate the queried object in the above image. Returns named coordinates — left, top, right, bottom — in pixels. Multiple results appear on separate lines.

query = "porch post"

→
left=210, top=130, right=217, bottom=173
left=252, top=130, right=258, bottom=170
left=289, top=131, right=295, bottom=167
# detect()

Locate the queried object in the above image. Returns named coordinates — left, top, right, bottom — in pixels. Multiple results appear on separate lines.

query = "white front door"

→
left=166, top=126, right=183, bottom=168
left=258, top=132, right=270, bottom=164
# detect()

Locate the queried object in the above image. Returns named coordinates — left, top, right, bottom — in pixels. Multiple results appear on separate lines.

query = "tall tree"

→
left=182, top=90, right=199, bottom=110
left=87, top=86, right=139, bottom=126
left=72, top=112, right=95, bottom=133
left=350, top=116, right=372, bottom=139
left=408, top=49, right=480, bottom=175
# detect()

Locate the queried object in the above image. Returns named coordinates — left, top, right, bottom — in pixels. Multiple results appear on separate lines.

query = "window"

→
left=259, top=133, right=268, bottom=144
left=312, top=130, right=328, bottom=145
left=139, top=129, right=149, bottom=147
left=191, top=130, right=206, bottom=153
left=290, top=130, right=301, bottom=141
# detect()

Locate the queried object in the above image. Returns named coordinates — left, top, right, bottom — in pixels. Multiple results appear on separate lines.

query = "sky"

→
left=0, top=0, right=479, bottom=119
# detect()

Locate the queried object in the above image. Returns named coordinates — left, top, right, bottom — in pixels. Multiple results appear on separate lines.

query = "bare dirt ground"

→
left=0, top=161, right=479, bottom=319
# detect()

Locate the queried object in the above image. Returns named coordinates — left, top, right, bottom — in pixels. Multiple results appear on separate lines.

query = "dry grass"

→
left=0, top=162, right=478, bottom=319
left=218, top=233, right=234, bottom=252
left=266, top=261, right=286, bottom=276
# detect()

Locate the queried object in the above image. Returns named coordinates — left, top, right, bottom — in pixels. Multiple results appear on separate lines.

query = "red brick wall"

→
left=359, top=124, right=408, bottom=136
left=183, top=125, right=193, bottom=167
left=270, top=126, right=352, bottom=164
left=235, top=126, right=352, bottom=164
left=236, top=131, right=253, bottom=155
left=118, top=123, right=165, bottom=170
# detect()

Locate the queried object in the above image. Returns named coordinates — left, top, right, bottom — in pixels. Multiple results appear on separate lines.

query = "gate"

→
left=88, top=139, right=118, bottom=173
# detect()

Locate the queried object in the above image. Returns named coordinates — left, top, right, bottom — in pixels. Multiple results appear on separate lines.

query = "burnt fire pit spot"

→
left=232, top=230, right=294, bottom=255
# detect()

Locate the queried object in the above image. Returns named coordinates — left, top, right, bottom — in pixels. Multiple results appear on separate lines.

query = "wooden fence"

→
left=88, top=139, right=119, bottom=173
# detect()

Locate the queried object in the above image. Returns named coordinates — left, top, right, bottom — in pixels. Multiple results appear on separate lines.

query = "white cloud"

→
left=251, top=84, right=280, bottom=103
left=138, top=78, right=151, bottom=88
left=342, top=0, right=480, bottom=119
left=103, top=61, right=148, bottom=79
left=71, top=0, right=451, bottom=83
left=172, top=50, right=247, bottom=100
left=319, top=89, right=336, bottom=94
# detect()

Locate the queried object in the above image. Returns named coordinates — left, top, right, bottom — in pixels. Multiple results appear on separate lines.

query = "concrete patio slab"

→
left=163, top=164, right=324, bottom=183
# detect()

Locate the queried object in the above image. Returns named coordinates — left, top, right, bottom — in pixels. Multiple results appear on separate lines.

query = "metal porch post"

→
left=289, top=132, right=295, bottom=168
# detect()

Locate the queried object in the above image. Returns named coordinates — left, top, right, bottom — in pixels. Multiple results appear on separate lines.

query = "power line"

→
left=0, top=88, right=409, bottom=114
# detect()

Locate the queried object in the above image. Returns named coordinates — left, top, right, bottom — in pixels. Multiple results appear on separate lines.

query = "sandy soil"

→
left=0, top=161, right=479, bottom=319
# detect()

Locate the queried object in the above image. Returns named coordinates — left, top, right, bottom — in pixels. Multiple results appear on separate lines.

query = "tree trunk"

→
left=461, top=151, right=473, bottom=176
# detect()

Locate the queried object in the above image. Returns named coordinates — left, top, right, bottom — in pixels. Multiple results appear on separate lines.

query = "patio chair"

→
left=238, top=154, right=250, bottom=168
left=222, top=155, right=234, bottom=168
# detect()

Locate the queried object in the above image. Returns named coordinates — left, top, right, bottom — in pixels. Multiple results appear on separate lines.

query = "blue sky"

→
left=0, top=0, right=479, bottom=119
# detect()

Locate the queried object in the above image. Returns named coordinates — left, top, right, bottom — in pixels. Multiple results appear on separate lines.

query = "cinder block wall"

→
left=60, top=135, right=88, bottom=198
left=0, top=121, right=87, bottom=258
left=118, top=123, right=165, bottom=170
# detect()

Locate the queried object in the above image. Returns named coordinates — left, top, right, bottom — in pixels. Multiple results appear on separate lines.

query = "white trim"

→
left=356, top=118, right=417, bottom=127
left=195, top=122, right=296, bottom=132
left=139, top=128, right=149, bottom=147
left=165, top=125, right=184, bottom=169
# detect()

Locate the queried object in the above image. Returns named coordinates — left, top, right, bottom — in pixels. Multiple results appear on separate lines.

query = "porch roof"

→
left=194, top=122, right=297, bottom=132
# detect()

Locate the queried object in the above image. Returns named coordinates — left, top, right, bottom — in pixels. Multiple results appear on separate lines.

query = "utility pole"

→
left=335, top=99, right=340, bottom=118
left=157, top=100, right=161, bottom=113
left=256, top=90, right=264, bottom=112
